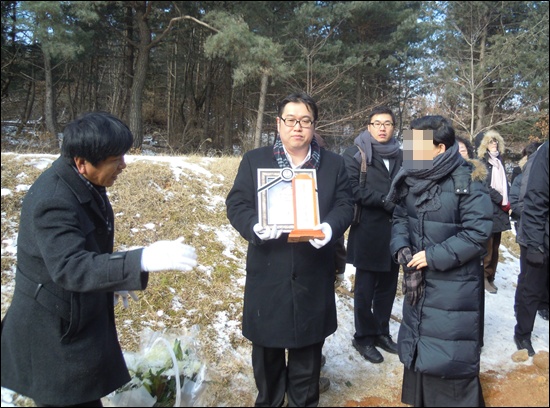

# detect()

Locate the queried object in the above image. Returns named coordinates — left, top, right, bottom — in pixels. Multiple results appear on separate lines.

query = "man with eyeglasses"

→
left=226, top=92, right=353, bottom=406
left=342, top=106, right=403, bottom=364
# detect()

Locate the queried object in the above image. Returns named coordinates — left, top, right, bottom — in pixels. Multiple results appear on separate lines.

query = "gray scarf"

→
left=386, top=142, right=462, bottom=239
left=353, top=130, right=401, bottom=165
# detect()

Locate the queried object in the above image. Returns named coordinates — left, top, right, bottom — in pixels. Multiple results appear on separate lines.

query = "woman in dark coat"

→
left=1, top=112, right=198, bottom=407
left=226, top=93, right=353, bottom=406
left=387, top=116, right=493, bottom=407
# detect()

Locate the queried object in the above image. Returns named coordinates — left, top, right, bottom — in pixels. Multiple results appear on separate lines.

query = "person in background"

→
left=456, top=134, right=488, bottom=349
left=511, top=142, right=541, bottom=185
left=226, top=92, right=353, bottom=407
left=1, top=112, right=198, bottom=407
left=477, top=130, right=511, bottom=294
left=513, top=140, right=549, bottom=356
left=387, top=115, right=492, bottom=407
left=456, top=134, right=475, bottom=160
left=342, top=106, right=403, bottom=364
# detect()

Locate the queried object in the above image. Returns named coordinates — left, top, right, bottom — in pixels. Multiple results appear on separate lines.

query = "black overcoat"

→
left=1, top=157, right=147, bottom=405
left=389, top=161, right=493, bottom=378
left=226, top=146, right=353, bottom=348
left=343, top=145, right=403, bottom=271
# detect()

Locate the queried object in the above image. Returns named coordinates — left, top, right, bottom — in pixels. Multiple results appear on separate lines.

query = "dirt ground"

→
left=334, top=357, right=549, bottom=407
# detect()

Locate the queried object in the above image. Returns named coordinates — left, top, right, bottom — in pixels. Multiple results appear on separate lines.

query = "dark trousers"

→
left=514, top=246, right=549, bottom=339
left=252, top=341, right=324, bottom=407
left=483, top=232, right=502, bottom=282
left=353, top=268, right=399, bottom=346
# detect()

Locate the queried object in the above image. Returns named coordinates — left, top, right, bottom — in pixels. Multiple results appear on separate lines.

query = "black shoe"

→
left=374, top=334, right=398, bottom=354
left=352, top=339, right=383, bottom=363
left=538, top=308, right=549, bottom=321
left=319, top=376, right=330, bottom=394
left=514, top=335, right=535, bottom=356
left=321, top=354, right=326, bottom=367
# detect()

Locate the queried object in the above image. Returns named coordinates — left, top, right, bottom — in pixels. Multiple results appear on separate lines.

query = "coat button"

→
left=292, top=274, right=297, bottom=280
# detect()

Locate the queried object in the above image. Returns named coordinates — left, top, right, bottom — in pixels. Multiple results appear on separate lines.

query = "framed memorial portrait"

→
left=257, top=168, right=322, bottom=240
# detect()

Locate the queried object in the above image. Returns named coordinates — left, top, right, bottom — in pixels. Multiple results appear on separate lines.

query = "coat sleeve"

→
left=389, top=201, right=411, bottom=260
left=32, top=196, right=146, bottom=292
left=522, top=141, right=549, bottom=251
left=226, top=152, right=263, bottom=246
left=427, top=183, right=493, bottom=272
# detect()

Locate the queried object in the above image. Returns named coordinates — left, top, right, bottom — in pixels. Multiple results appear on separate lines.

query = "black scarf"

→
left=386, top=142, right=462, bottom=238
left=353, top=130, right=401, bottom=165
left=273, top=136, right=321, bottom=170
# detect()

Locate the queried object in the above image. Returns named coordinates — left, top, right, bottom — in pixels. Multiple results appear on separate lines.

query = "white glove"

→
left=253, top=223, right=282, bottom=241
left=114, top=290, right=139, bottom=308
left=309, top=223, right=332, bottom=249
left=334, top=273, right=345, bottom=289
left=141, top=237, right=198, bottom=272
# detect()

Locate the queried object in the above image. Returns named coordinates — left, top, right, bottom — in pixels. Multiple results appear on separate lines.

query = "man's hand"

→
left=310, top=223, right=332, bottom=249
left=114, top=290, right=139, bottom=308
left=334, top=273, right=345, bottom=289
left=141, top=237, right=198, bottom=272
left=525, top=249, right=546, bottom=268
left=253, top=223, right=283, bottom=241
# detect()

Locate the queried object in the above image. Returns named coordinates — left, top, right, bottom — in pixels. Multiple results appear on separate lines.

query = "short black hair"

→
left=410, top=115, right=455, bottom=150
left=277, top=92, right=318, bottom=122
left=456, top=135, right=475, bottom=159
left=367, top=106, right=396, bottom=127
left=521, top=141, right=542, bottom=157
left=61, top=112, right=133, bottom=166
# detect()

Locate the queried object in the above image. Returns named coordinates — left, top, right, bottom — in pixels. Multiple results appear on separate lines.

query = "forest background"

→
left=1, top=1, right=549, bottom=158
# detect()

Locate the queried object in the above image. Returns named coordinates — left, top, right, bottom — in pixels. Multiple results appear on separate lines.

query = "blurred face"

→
left=402, top=129, right=444, bottom=170
left=367, top=114, right=395, bottom=143
left=458, top=141, right=469, bottom=159
left=75, top=155, right=127, bottom=187
left=276, top=102, right=315, bottom=155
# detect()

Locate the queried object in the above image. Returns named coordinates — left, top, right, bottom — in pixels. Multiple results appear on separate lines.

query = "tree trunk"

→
left=43, top=48, right=58, bottom=138
left=254, top=72, right=269, bottom=149
left=129, top=4, right=152, bottom=149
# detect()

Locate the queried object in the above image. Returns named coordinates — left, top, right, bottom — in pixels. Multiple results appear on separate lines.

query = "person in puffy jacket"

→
left=386, top=115, right=492, bottom=407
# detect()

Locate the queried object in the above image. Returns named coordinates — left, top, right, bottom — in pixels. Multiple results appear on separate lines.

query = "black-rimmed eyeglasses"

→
left=281, top=117, right=314, bottom=128
left=369, top=122, right=394, bottom=129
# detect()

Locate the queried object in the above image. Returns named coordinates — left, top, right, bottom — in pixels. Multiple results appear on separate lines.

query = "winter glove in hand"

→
left=334, top=273, right=345, bottom=289
left=141, top=237, right=197, bottom=272
left=253, top=223, right=283, bottom=241
left=309, top=223, right=332, bottom=249
left=525, top=249, right=546, bottom=268
left=402, top=265, right=424, bottom=306
left=114, top=290, right=139, bottom=308
left=397, top=247, right=413, bottom=265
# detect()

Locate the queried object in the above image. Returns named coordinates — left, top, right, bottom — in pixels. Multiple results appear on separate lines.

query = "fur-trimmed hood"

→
left=477, top=129, right=505, bottom=158
left=466, top=158, right=488, bottom=182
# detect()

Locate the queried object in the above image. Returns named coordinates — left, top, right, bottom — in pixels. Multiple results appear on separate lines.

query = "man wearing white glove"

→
left=226, top=93, right=353, bottom=406
left=1, top=112, right=199, bottom=408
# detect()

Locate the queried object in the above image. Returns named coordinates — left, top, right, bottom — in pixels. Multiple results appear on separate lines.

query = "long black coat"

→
left=343, top=145, right=403, bottom=271
left=1, top=157, right=147, bottom=405
left=390, top=161, right=493, bottom=378
left=226, top=146, right=353, bottom=348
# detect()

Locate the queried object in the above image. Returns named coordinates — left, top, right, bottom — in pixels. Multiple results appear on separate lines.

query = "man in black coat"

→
left=342, top=106, right=403, bottom=364
left=1, top=112, right=198, bottom=407
left=226, top=93, right=353, bottom=406
left=514, top=140, right=549, bottom=356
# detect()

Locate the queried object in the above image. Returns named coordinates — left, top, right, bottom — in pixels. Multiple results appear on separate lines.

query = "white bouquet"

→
left=106, top=326, right=207, bottom=407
